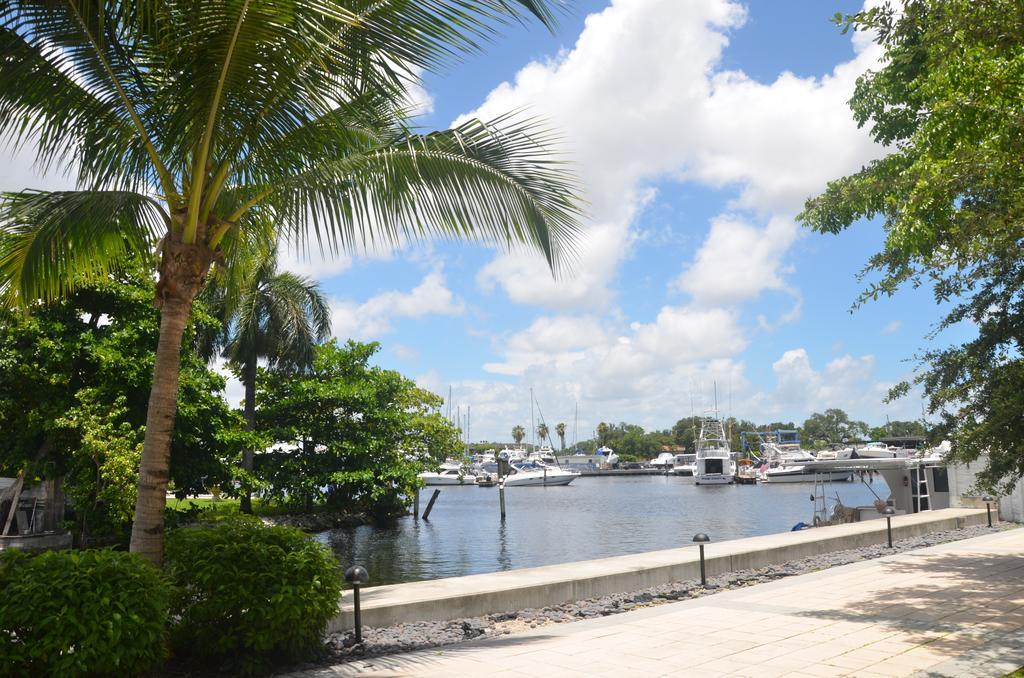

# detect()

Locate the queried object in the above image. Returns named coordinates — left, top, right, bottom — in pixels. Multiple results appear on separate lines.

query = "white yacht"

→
left=649, top=452, right=676, bottom=470
left=760, top=443, right=852, bottom=483
left=671, top=453, right=696, bottom=476
left=501, top=461, right=579, bottom=486
left=695, top=415, right=735, bottom=485
left=854, top=441, right=914, bottom=459
left=418, top=462, right=473, bottom=486
left=595, top=446, right=619, bottom=467
left=527, top=446, right=559, bottom=466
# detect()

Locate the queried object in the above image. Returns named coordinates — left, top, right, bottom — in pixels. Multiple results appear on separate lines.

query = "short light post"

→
left=345, top=565, right=369, bottom=644
left=882, top=507, right=895, bottom=548
left=693, top=533, right=711, bottom=587
left=983, top=495, right=994, bottom=527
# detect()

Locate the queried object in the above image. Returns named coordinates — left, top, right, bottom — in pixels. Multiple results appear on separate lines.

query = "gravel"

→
left=307, top=524, right=1014, bottom=669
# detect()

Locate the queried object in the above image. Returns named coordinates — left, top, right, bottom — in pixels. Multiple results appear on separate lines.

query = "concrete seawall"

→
left=329, top=508, right=989, bottom=633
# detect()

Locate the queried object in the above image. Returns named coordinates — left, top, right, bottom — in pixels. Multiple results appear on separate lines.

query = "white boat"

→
left=527, top=445, right=559, bottom=466
left=760, top=443, right=852, bottom=483
left=498, top=447, right=528, bottom=463
left=649, top=452, right=676, bottom=469
left=501, top=461, right=579, bottom=486
left=595, top=446, right=619, bottom=467
left=695, top=415, right=735, bottom=485
left=853, top=441, right=914, bottom=459
left=671, top=453, right=696, bottom=476
left=418, top=461, right=473, bottom=486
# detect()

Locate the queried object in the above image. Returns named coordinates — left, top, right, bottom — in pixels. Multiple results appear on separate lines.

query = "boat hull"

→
left=695, top=474, right=733, bottom=485
left=762, top=470, right=853, bottom=483
left=502, top=472, right=578, bottom=487
left=418, top=475, right=472, bottom=486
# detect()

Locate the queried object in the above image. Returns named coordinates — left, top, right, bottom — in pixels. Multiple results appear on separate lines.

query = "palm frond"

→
left=0, top=190, right=166, bottom=307
left=258, top=113, right=583, bottom=270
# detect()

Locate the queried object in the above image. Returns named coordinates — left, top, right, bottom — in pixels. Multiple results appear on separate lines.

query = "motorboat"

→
left=498, top=447, right=528, bottom=464
left=501, top=461, right=579, bottom=487
left=695, top=415, right=735, bottom=485
left=649, top=452, right=676, bottom=470
left=853, top=441, right=914, bottom=459
left=527, top=446, right=559, bottom=466
left=671, top=453, right=696, bottom=476
left=595, top=446, right=619, bottom=467
left=760, top=443, right=852, bottom=483
left=418, top=461, right=473, bottom=486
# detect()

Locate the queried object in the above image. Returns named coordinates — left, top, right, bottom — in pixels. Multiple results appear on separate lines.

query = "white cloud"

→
left=882, top=320, right=902, bottom=335
left=457, top=0, right=883, bottom=312
left=674, top=214, right=799, bottom=305
left=330, top=268, right=465, bottom=341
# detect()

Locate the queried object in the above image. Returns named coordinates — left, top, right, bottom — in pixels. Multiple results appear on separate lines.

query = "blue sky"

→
left=0, top=1, right=968, bottom=444
left=297, top=0, right=961, bottom=443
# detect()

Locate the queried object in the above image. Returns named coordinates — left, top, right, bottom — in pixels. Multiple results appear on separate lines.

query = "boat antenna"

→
left=467, top=405, right=471, bottom=452
left=713, top=380, right=718, bottom=415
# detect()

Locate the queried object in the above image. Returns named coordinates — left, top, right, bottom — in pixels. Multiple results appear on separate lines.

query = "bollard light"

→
left=345, top=565, right=370, bottom=644
left=983, top=495, right=994, bottom=527
left=692, top=533, right=711, bottom=587
left=882, top=507, right=895, bottom=548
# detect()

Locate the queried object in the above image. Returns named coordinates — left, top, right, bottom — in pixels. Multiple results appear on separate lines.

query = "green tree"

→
left=512, top=425, right=526, bottom=445
left=801, top=409, right=869, bottom=448
left=256, top=340, right=460, bottom=520
left=0, top=270, right=245, bottom=540
left=672, top=416, right=703, bottom=451
left=869, top=420, right=930, bottom=442
left=0, top=1, right=582, bottom=564
left=596, top=422, right=611, bottom=447
left=801, top=1, right=1024, bottom=492
left=199, top=249, right=329, bottom=513
left=555, top=422, right=567, bottom=452
left=536, top=422, right=549, bottom=446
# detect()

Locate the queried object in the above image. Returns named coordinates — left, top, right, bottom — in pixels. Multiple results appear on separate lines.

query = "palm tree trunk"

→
left=130, top=233, right=215, bottom=567
left=240, top=357, right=257, bottom=514
left=129, top=294, right=192, bottom=565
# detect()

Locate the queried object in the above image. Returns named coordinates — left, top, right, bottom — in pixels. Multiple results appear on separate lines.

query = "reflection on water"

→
left=314, top=474, right=889, bottom=584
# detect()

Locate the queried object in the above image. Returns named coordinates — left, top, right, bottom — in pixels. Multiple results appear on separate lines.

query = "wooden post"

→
left=3, top=472, right=25, bottom=536
left=413, top=488, right=420, bottom=520
left=422, top=489, right=441, bottom=520
left=499, top=483, right=506, bottom=521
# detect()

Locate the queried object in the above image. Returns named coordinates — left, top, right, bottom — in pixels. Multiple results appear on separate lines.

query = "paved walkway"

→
left=296, top=528, right=1024, bottom=677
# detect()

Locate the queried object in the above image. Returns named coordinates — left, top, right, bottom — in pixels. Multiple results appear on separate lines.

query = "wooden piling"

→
left=422, top=489, right=441, bottom=520
left=413, top=488, right=420, bottom=520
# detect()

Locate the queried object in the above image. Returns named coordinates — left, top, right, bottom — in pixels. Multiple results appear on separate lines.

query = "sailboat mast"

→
left=573, top=401, right=578, bottom=448
left=530, top=387, right=535, bottom=450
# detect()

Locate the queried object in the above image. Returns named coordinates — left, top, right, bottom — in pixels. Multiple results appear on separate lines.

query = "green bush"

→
left=165, top=517, right=343, bottom=675
left=0, top=548, right=169, bottom=677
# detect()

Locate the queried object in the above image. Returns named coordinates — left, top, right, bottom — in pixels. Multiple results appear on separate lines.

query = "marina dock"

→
left=306, top=525, right=1024, bottom=677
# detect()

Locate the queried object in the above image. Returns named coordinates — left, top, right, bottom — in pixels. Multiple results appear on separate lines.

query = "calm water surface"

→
left=314, top=475, right=889, bottom=584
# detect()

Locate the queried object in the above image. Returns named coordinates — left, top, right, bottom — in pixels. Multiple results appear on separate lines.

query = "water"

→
left=315, top=474, right=889, bottom=584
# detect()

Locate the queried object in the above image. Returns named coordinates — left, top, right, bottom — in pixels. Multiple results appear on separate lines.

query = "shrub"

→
left=0, top=548, right=169, bottom=677
left=165, top=517, right=343, bottom=675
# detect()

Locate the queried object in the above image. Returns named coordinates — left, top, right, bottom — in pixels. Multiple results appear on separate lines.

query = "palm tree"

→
left=0, top=1, right=581, bottom=566
left=555, top=422, right=566, bottom=452
left=536, top=422, right=549, bottom=446
left=199, top=249, right=330, bottom=513
left=512, top=426, right=526, bottom=446
left=597, top=422, right=611, bottom=448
